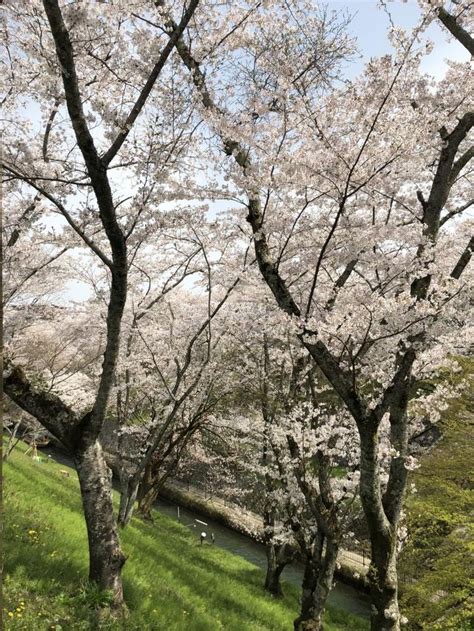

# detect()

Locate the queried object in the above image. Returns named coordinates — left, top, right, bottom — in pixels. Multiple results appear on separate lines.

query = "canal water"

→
left=155, top=496, right=370, bottom=618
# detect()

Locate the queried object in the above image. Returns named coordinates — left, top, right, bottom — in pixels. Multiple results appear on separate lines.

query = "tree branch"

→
left=6, top=195, right=41, bottom=247
left=450, top=144, right=474, bottom=183
left=3, top=363, right=81, bottom=449
left=42, top=97, right=61, bottom=163
left=451, top=235, right=474, bottom=279
left=2, top=163, right=113, bottom=268
left=440, top=198, right=473, bottom=226
left=324, top=259, right=358, bottom=311
left=43, top=0, right=127, bottom=436
left=436, top=6, right=474, bottom=56
left=4, top=247, right=68, bottom=305
left=101, top=0, right=200, bottom=167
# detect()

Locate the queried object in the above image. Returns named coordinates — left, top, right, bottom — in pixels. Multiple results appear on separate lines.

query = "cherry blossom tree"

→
left=270, top=403, right=361, bottom=629
left=191, top=291, right=363, bottom=621
left=113, top=273, right=239, bottom=526
left=2, top=0, right=200, bottom=607
left=256, top=330, right=364, bottom=626
left=166, top=4, right=473, bottom=628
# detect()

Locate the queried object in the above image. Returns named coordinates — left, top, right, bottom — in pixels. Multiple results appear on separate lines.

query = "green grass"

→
left=3, top=443, right=368, bottom=630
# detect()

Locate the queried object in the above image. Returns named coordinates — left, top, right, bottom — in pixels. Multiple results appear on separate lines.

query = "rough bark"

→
left=3, top=364, right=80, bottom=449
left=367, top=540, right=400, bottom=631
left=294, top=553, right=318, bottom=630
left=436, top=7, right=474, bottom=56
left=3, top=365, right=127, bottom=604
left=137, top=470, right=161, bottom=520
left=359, top=427, right=401, bottom=631
left=264, top=544, right=285, bottom=597
left=264, top=541, right=294, bottom=597
left=311, top=539, right=339, bottom=627
left=294, top=538, right=339, bottom=631
left=75, top=441, right=127, bottom=605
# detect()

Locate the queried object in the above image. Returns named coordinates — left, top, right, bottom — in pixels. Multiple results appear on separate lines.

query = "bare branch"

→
left=324, top=259, right=358, bottom=311
left=42, top=97, right=61, bottom=163
left=2, top=163, right=112, bottom=268
left=450, top=144, right=474, bottom=183
left=440, top=198, right=473, bottom=226
left=6, top=195, right=41, bottom=247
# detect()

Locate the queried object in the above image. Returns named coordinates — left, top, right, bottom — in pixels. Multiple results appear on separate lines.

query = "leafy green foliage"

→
left=400, top=358, right=474, bottom=630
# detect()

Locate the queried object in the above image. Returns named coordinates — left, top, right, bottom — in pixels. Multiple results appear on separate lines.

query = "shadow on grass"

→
left=4, top=449, right=367, bottom=630
left=4, top=456, right=90, bottom=594
left=6, top=458, right=83, bottom=514
left=122, top=515, right=298, bottom=629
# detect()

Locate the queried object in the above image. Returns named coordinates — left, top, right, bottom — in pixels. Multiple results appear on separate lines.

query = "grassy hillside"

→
left=2, top=442, right=367, bottom=630
left=400, top=358, right=474, bottom=630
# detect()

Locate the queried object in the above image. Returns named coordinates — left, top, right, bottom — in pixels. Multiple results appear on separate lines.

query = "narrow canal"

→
left=155, top=496, right=370, bottom=618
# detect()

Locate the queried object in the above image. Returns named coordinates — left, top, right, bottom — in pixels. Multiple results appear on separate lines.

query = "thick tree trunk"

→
left=4, top=367, right=127, bottom=607
left=294, top=553, right=318, bottom=630
left=311, top=540, right=338, bottom=628
left=137, top=487, right=159, bottom=519
left=137, top=475, right=160, bottom=520
left=74, top=440, right=126, bottom=606
left=294, top=539, right=338, bottom=631
left=368, top=538, right=400, bottom=631
left=264, top=562, right=285, bottom=597
left=359, top=428, right=401, bottom=630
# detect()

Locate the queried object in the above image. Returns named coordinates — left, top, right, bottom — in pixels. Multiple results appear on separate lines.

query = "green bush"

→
left=399, top=358, right=474, bottom=630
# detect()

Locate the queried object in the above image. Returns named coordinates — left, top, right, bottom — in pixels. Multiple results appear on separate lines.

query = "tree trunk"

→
left=74, top=440, right=126, bottom=606
left=264, top=543, right=288, bottom=597
left=4, top=367, right=127, bottom=608
left=117, top=473, right=140, bottom=528
left=137, top=487, right=159, bottom=519
left=359, top=428, right=401, bottom=630
left=137, top=478, right=160, bottom=520
left=294, top=553, right=318, bottom=630
left=294, top=539, right=339, bottom=631
left=368, top=537, right=400, bottom=631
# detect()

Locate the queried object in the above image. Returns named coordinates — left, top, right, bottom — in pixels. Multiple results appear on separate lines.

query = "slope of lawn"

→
left=3, top=442, right=368, bottom=630
left=400, top=357, right=474, bottom=630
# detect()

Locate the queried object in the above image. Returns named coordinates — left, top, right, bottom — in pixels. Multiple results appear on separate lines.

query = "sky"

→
left=333, top=1, right=470, bottom=77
